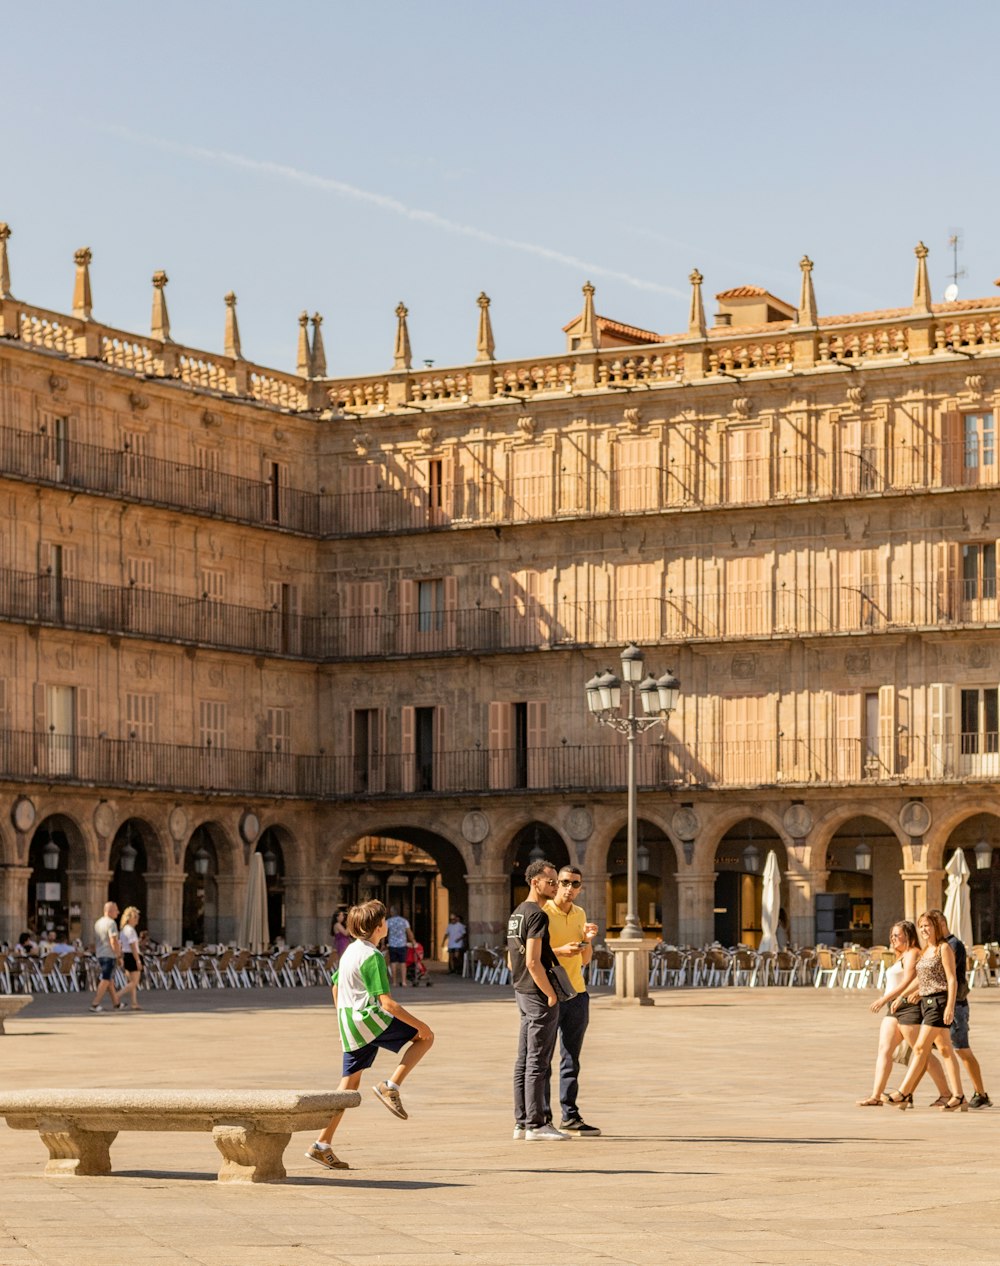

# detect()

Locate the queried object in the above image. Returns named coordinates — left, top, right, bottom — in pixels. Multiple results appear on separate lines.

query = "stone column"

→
left=787, top=867, right=826, bottom=948
left=580, top=869, right=609, bottom=938
left=284, top=875, right=323, bottom=946
left=214, top=874, right=246, bottom=945
left=67, top=869, right=113, bottom=941
left=467, top=874, right=509, bottom=946
left=676, top=871, right=715, bottom=946
left=901, top=868, right=942, bottom=923
left=144, top=872, right=184, bottom=947
left=0, top=866, right=32, bottom=944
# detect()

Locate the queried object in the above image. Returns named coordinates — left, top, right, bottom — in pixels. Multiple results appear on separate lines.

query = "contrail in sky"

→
left=106, top=126, right=682, bottom=298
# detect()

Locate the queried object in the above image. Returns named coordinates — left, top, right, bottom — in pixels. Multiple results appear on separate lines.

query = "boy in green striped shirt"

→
left=306, top=899, right=434, bottom=1171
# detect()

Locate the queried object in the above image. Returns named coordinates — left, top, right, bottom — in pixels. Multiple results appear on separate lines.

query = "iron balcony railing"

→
left=0, top=570, right=997, bottom=661
left=0, top=730, right=991, bottom=800
left=1, top=423, right=997, bottom=538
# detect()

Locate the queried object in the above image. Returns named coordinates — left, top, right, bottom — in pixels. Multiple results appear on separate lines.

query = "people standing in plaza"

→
left=118, top=906, right=143, bottom=1010
left=859, top=920, right=949, bottom=1105
left=930, top=908, right=992, bottom=1109
left=385, top=906, right=416, bottom=988
left=89, top=901, right=122, bottom=1013
left=508, top=858, right=565, bottom=1141
left=543, top=865, right=601, bottom=1135
left=887, top=910, right=965, bottom=1110
left=306, top=899, right=434, bottom=1172
left=442, top=912, right=466, bottom=974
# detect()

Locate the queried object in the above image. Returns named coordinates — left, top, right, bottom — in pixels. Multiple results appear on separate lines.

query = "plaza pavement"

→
left=1, top=974, right=999, bottom=1266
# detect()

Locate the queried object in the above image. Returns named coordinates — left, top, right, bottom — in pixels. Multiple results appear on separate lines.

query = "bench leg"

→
left=213, top=1125, right=290, bottom=1183
left=39, top=1128, right=117, bottom=1176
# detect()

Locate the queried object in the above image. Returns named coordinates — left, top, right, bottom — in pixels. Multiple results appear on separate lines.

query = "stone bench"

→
left=0, top=995, right=32, bottom=1033
left=0, top=1088, right=360, bottom=1183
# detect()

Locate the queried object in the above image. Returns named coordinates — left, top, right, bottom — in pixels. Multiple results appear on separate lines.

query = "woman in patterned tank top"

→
left=886, top=910, right=966, bottom=1110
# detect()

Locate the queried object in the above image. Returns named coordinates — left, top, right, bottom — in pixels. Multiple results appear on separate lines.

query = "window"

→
left=266, top=707, right=291, bottom=754
left=352, top=708, right=384, bottom=792
left=39, top=542, right=75, bottom=621
left=126, top=692, right=156, bottom=742
left=961, top=688, right=999, bottom=763
left=200, top=569, right=226, bottom=602
left=724, top=556, right=768, bottom=636
left=267, top=461, right=285, bottom=523
left=199, top=700, right=226, bottom=749
left=196, top=446, right=222, bottom=499
left=726, top=428, right=767, bottom=503
left=721, top=695, right=773, bottom=784
left=488, top=700, right=548, bottom=789
left=127, top=557, right=155, bottom=590
left=34, top=683, right=92, bottom=777
left=268, top=581, right=301, bottom=654
left=417, top=579, right=444, bottom=634
left=401, top=705, right=448, bottom=792
left=964, top=412, right=995, bottom=471
left=42, top=416, right=69, bottom=481
left=962, top=543, right=997, bottom=600
left=123, top=430, right=148, bottom=485
left=510, top=447, right=552, bottom=520
left=615, top=438, right=660, bottom=513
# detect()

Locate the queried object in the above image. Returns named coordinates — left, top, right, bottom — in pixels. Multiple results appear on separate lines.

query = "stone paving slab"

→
left=1, top=980, right=999, bottom=1265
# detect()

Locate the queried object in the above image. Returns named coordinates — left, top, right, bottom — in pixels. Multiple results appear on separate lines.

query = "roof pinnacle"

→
left=687, top=269, right=706, bottom=338
left=912, top=241, right=931, bottom=314
left=798, top=256, right=817, bottom=326
left=296, top=311, right=311, bottom=376
left=476, top=292, right=495, bottom=362
left=224, top=292, right=242, bottom=359
left=150, top=270, right=171, bottom=342
left=310, top=313, right=327, bottom=378
left=578, top=281, right=596, bottom=351
left=0, top=223, right=13, bottom=300
left=73, top=248, right=93, bottom=321
left=394, top=301, right=412, bottom=370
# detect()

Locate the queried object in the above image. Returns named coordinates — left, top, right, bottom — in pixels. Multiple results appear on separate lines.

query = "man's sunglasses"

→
left=558, top=879, right=582, bottom=888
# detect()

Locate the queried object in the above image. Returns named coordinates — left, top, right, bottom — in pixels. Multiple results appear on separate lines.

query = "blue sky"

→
left=4, top=1, right=998, bottom=376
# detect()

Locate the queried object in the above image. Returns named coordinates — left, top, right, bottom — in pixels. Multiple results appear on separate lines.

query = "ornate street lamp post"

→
left=585, top=644, right=680, bottom=1002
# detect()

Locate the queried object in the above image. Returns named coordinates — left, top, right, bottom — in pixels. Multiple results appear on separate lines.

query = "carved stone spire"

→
left=72, top=248, right=93, bottom=321
left=798, top=255, right=817, bottom=326
left=150, top=270, right=171, bottom=341
left=476, top=292, right=495, bottom=362
left=912, top=241, right=932, bottom=314
left=224, top=292, right=242, bottom=359
left=296, top=311, right=311, bottom=376
left=310, top=313, right=327, bottom=377
left=0, top=223, right=13, bottom=300
left=394, top=302, right=412, bottom=370
left=578, top=281, right=597, bottom=351
left=687, top=269, right=706, bottom=338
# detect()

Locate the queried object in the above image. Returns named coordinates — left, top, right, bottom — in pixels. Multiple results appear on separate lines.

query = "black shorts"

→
left=123, top=953, right=139, bottom=973
left=920, top=992, right=949, bottom=1028
left=342, top=1016, right=418, bottom=1075
left=388, top=947, right=408, bottom=964
left=894, top=1000, right=922, bottom=1026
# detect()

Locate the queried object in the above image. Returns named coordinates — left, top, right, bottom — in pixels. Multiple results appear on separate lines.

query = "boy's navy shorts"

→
left=342, top=1016, right=418, bottom=1075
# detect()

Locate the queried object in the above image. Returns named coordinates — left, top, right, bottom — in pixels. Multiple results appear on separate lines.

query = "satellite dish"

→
left=944, top=283, right=959, bottom=302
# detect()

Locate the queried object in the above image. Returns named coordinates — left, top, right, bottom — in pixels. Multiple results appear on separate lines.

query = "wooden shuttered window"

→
left=720, top=695, right=773, bottom=785
left=344, top=580, right=384, bottom=656
left=723, top=556, right=767, bottom=636
left=615, top=437, right=660, bottom=512
left=834, top=691, right=862, bottom=782
left=616, top=563, right=660, bottom=642
left=400, top=705, right=416, bottom=793
left=510, top=447, right=552, bottom=520
left=488, top=701, right=514, bottom=789
left=929, top=682, right=957, bottom=778
left=726, top=428, right=768, bottom=503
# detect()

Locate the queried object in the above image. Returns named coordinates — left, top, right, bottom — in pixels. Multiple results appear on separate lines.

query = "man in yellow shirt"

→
left=544, top=865, right=600, bottom=1136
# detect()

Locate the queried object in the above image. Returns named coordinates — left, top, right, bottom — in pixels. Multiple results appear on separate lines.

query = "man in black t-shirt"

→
left=508, top=859, right=564, bottom=1140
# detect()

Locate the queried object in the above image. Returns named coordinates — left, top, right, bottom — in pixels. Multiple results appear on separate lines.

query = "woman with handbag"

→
left=858, top=920, right=948, bottom=1105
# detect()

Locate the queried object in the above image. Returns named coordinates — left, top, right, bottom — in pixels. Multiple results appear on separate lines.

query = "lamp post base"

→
left=607, top=940, right=654, bottom=1006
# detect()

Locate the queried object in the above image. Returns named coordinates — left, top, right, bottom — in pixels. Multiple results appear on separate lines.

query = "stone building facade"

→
left=1, top=223, right=1000, bottom=951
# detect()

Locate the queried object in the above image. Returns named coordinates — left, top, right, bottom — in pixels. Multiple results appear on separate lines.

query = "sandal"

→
left=886, top=1091, right=913, bottom=1109
left=942, top=1095, right=968, bottom=1112
left=928, top=1095, right=949, bottom=1107
left=856, top=1096, right=885, bottom=1106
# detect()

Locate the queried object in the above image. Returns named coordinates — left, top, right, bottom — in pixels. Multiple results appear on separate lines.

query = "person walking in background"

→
left=860, top=920, right=949, bottom=1105
left=508, top=859, right=564, bottom=1141
left=442, top=912, right=466, bottom=974
left=333, top=908, right=351, bottom=961
left=306, top=900, right=434, bottom=1172
left=118, top=906, right=143, bottom=1010
left=543, top=865, right=600, bottom=1135
left=887, top=910, right=965, bottom=1110
left=89, top=901, right=122, bottom=1013
left=930, top=908, right=992, bottom=1109
left=385, top=906, right=416, bottom=988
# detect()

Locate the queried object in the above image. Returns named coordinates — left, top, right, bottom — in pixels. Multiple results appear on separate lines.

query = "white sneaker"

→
left=512, top=1126, right=525, bottom=1140
left=525, top=1123, right=569, bottom=1141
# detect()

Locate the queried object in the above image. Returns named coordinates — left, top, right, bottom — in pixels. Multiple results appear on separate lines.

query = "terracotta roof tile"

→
left=715, top=285, right=770, bottom=299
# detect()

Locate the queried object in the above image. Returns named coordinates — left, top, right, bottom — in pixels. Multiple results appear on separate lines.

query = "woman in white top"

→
left=859, top=920, right=948, bottom=1105
left=119, top=907, right=143, bottom=1011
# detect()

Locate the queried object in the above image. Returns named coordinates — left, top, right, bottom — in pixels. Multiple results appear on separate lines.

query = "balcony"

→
left=0, top=730, right=989, bottom=800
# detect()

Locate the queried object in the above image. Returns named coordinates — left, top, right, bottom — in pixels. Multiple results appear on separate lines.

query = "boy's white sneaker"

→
left=512, top=1126, right=525, bottom=1139
left=525, top=1123, right=569, bottom=1141
left=372, top=1081, right=408, bottom=1120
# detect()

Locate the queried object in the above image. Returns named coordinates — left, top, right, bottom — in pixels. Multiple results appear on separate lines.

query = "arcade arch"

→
left=713, top=819, right=786, bottom=948
left=823, top=815, right=902, bottom=945
left=27, top=814, right=87, bottom=940
left=506, top=822, right=569, bottom=909
left=604, top=819, right=677, bottom=939
left=940, top=811, right=1000, bottom=943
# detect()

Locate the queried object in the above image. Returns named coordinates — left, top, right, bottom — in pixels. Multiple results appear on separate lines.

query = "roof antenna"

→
left=944, top=228, right=965, bottom=302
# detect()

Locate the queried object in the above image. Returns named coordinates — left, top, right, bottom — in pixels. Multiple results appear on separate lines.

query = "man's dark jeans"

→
left=513, top=991, right=559, bottom=1129
left=543, top=989, right=590, bottom=1123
